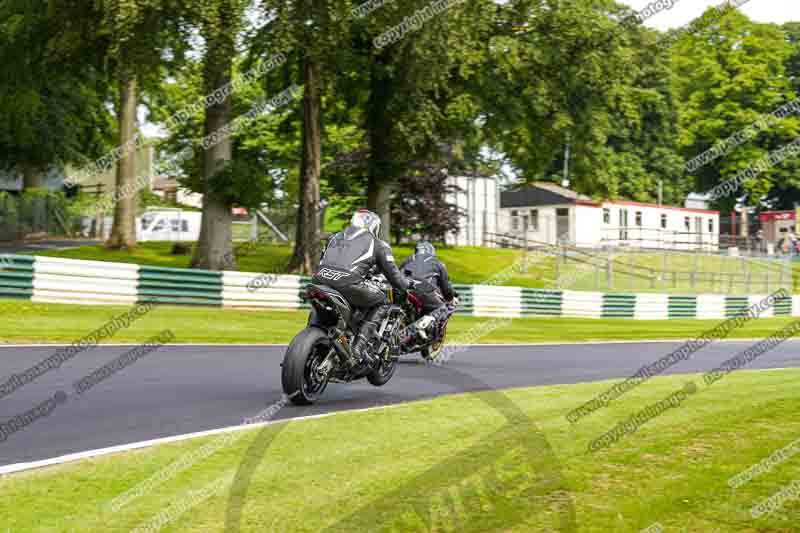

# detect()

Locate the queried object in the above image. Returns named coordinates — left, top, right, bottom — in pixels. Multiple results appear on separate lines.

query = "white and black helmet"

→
left=350, top=209, right=382, bottom=237
left=416, top=241, right=436, bottom=256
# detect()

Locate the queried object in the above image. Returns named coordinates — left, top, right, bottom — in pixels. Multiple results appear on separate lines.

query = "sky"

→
left=621, top=0, right=800, bottom=30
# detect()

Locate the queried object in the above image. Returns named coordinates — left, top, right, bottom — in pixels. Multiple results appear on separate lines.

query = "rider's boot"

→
left=401, top=315, right=435, bottom=347
left=352, top=306, right=388, bottom=366
left=401, top=324, right=418, bottom=347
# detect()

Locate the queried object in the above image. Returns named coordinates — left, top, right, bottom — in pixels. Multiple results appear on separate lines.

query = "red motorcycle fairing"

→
left=406, top=291, right=424, bottom=315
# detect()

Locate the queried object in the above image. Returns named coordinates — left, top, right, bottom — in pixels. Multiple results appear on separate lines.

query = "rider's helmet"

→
left=415, top=241, right=436, bottom=256
left=350, top=209, right=382, bottom=237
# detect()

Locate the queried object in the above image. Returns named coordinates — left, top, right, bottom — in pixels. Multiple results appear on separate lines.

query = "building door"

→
left=556, top=208, right=570, bottom=243
left=619, top=209, right=629, bottom=242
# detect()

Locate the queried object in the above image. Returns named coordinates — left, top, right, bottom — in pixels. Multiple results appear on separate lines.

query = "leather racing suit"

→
left=400, top=251, right=455, bottom=342
left=312, top=225, right=411, bottom=363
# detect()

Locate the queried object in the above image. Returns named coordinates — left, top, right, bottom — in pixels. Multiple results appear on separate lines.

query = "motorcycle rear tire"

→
left=281, top=327, right=331, bottom=405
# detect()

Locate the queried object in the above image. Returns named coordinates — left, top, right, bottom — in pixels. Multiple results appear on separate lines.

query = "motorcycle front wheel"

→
left=367, top=355, right=397, bottom=386
left=281, top=327, right=332, bottom=405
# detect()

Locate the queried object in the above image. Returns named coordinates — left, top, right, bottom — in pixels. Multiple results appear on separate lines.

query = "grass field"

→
left=551, top=248, right=794, bottom=295
left=2, top=369, right=798, bottom=531
left=25, top=242, right=800, bottom=294
left=1, top=300, right=798, bottom=345
left=28, top=242, right=555, bottom=287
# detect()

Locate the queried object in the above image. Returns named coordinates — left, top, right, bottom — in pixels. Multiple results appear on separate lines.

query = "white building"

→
left=445, top=174, right=499, bottom=246
left=499, top=182, right=720, bottom=251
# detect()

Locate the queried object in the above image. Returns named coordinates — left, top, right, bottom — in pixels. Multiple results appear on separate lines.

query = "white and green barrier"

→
left=0, top=254, right=797, bottom=320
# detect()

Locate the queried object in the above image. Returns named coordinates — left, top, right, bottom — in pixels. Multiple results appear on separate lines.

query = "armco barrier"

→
left=0, top=254, right=797, bottom=320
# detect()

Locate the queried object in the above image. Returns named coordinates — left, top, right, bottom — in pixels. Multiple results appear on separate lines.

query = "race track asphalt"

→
left=1, top=340, right=798, bottom=467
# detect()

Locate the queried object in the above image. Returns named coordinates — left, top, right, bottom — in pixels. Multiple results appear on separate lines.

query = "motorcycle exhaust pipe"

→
left=331, top=338, right=354, bottom=364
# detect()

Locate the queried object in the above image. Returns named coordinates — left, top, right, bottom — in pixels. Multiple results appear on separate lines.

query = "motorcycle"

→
left=399, top=288, right=457, bottom=361
left=281, top=272, right=406, bottom=405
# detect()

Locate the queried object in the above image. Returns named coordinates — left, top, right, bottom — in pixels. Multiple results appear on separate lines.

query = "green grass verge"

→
left=26, top=242, right=800, bottom=293
left=2, top=370, right=798, bottom=531
left=29, top=242, right=552, bottom=287
left=1, top=300, right=798, bottom=344
left=561, top=249, right=795, bottom=295
left=29, top=242, right=295, bottom=275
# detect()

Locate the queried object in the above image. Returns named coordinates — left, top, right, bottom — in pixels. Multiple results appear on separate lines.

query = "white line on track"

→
left=2, top=342, right=797, bottom=475
left=0, top=402, right=407, bottom=476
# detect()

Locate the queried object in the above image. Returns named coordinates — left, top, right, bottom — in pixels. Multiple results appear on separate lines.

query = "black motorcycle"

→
left=281, top=273, right=406, bottom=405
left=398, top=289, right=457, bottom=361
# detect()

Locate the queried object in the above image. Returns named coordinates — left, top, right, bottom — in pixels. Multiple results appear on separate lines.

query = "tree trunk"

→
left=21, top=164, right=43, bottom=190
left=191, top=39, right=235, bottom=271
left=288, top=55, right=322, bottom=274
left=366, top=54, right=395, bottom=241
left=367, top=179, right=392, bottom=241
left=106, top=75, right=138, bottom=250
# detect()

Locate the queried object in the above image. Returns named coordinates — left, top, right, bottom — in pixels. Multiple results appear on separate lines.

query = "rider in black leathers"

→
left=400, top=241, right=456, bottom=345
left=312, top=210, right=415, bottom=366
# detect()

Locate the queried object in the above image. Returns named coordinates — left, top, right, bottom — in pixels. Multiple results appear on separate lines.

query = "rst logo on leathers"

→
left=318, top=267, right=349, bottom=281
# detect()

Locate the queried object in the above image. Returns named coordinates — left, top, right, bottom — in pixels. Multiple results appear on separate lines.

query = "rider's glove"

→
left=452, top=296, right=460, bottom=306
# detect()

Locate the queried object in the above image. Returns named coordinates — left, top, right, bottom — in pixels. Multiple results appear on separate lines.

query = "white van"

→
left=137, top=209, right=201, bottom=242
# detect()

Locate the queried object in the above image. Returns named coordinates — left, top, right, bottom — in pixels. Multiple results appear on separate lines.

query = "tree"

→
left=188, top=0, right=249, bottom=270
left=475, top=0, right=679, bottom=203
left=256, top=0, right=353, bottom=274
left=586, top=21, right=686, bottom=205
left=783, top=22, right=800, bottom=97
left=0, top=0, right=114, bottom=189
left=391, top=163, right=465, bottom=244
left=673, top=8, right=800, bottom=226
left=345, top=0, right=487, bottom=240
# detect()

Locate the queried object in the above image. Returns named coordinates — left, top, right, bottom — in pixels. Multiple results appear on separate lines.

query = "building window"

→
left=708, top=218, right=714, bottom=233
left=661, top=214, right=668, bottom=229
left=684, top=217, right=691, bottom=231
left=511, top=210, right=518, bottom=231
left=170, top=220, right=190, bottom=232
left=530, top=209, right=539, bottom=231
left=635, top=211, right=643, bottom=226
left=603, top=208, right=610, bottom=224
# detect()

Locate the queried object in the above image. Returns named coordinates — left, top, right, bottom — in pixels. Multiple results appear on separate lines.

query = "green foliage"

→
left=783, top=22, right=800, bottom=98
left=5, top=0, right=800, bottom=252
left=673, top=9, right=800, bottom=210
left=0, top=0, right=115, bottom=176
left=150, top=55, right=302, bottom=209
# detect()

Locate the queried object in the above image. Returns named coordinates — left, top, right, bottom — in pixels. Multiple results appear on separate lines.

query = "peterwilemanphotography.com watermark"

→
left=1, top=330, right=173, bottom=444
left=0, top=300, right=159, bottom=400
left=729, top=436, right=800, bottom=489
left=566, top=289, right=788, bottom=424
left=587, top=382, right=698, bottom=452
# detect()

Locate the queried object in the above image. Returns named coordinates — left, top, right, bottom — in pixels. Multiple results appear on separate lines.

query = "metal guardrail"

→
left=484, top=233, right=794, bottom=295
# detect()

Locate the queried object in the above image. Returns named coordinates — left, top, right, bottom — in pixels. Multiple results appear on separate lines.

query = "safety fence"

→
left=1, top=254, right=799, bottom=320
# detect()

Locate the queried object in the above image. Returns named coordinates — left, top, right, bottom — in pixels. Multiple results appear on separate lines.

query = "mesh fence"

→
left=0, top=193, right=81, bottom=242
